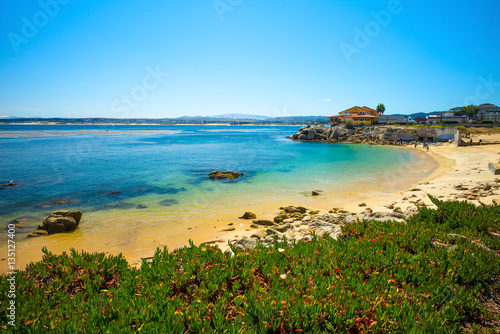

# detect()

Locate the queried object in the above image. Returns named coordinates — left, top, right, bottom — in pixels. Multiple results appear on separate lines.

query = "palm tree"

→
left=376, top=103, right=385, bottom=116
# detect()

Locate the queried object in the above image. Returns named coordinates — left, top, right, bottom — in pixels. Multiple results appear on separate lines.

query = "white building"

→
left=477, top=103, right=500, bottom=121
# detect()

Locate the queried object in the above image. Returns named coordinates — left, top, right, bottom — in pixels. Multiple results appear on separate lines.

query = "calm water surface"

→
left=0, top=124, right=436, bottom=269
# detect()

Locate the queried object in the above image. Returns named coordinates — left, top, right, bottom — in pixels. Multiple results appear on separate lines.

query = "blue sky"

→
left=1, top=0, right=499, bottom=118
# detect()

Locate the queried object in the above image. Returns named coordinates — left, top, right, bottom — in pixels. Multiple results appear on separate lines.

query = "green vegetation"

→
left=344, top=120, right=355, bottom=130
left=455, top=105, right=479, bottom=118
left=376, top=103, right=385, bottom=115
left=1, top=197, right=499, bottom=333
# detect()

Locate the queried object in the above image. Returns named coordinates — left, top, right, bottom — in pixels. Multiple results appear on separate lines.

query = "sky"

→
left=1, top=0, right=500, bottom=118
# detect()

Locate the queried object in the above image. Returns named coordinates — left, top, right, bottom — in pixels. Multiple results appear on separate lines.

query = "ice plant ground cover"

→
left=1, top=196, right=499, bottom=333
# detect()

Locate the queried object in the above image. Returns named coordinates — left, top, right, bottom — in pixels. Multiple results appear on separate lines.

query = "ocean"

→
left=0, top=124, right=437, bottom=270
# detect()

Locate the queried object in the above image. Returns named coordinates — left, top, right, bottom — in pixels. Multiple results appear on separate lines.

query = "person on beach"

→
left=479, top=139, right=482, bottom=145
left=470, top=139, right=473, bottom=146
left=427, top=145, right=429, bottom=152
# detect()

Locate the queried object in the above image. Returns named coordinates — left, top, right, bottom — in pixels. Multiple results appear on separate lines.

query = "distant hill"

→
left=208, top=113, right=271, bottom=120
left=382, top=112, right=432, bottom=118
left=0, top=115, right=28, bottom=119
left=267, top=116, right=330, bottom=123
left=0, top=114, right=331, bottom=125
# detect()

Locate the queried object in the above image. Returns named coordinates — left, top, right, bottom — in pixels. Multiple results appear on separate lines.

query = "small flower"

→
left=278, top=248, right=285, bottom=253
left=280, top=274, right=287, bottom=279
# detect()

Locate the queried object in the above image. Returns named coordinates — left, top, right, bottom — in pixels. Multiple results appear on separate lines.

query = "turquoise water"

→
left=1, top=125, right=425, bottom=220
left=0, top=124, right=435, bottom=268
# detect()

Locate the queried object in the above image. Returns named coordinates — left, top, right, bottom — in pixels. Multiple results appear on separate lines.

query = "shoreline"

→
left=200, top=142, right=500, bottom=253
left=2, top=141, right=499, bottom=273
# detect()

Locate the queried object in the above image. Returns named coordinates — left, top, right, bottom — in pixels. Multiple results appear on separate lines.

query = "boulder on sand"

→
left=209, top=170, right=241, bottom=180
left=38, top=210, right=82, bottom=234
left=239, top=212, right=257, bottom=219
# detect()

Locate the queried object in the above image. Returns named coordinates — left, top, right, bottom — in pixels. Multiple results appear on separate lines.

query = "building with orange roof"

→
left=329, top=106, right=380, bottom=125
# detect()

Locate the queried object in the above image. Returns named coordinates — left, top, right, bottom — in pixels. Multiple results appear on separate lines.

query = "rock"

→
left=484, top=184, right=492, bottom=191
left=209, top=170, right=241, bottom=180
left=392, top=207, right=403, bottom=213
left=344, top=216, right=357, bottom=224
left=239, top=212, right=257, bottom=219
left=136, top=204, right=148, bottom=209
left=283, top=218, right=294, bottom=224
left=38, top=210, right=82, bottom=234
left=233, top=237, right=257, bottom=251
left=265, top=229, right=282, bottom=236
left=302, top=215, right=311, bottom=222
left=222, top=227, right=235, bottom=231
left=31, top=230, right=48, bottom=236
left=418, top=201, right=425, bottom=206
left=387, top=204, right=394, bottom=209
left=250, top=230, right=267, bottom=239
left=249, top=224, right=259, bottom=229
left=358, top=203, right=366, bottom=207
left=252, top=219, right=275, bottom=226
left=281, top=206, right=307, bottom=214
left=273, top=215, right=284, bottom=223
left=201, top=240, right=225, bottom=245
left=275, top=223, right=293, bottom=233
left=312, top=191, right=320, bottom=196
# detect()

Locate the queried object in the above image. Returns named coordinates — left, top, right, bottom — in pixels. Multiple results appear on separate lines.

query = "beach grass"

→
left=1, top=197, right=499, bottom=333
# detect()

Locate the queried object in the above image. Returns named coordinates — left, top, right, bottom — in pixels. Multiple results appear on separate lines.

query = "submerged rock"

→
left=38, top=210, right=82, bottom=234
left=158, top=199, right=180, bottom=206
left=209, top=170, right=241, bottom=180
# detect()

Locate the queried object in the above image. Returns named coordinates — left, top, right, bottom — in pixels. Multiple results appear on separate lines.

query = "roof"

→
left=347, top=114, right=378, bottom=118
left=338, top=106, right=378, bottom=114
left=361, top=106, right=377, bottom=113
left=328, top=114, right=378, bottom=118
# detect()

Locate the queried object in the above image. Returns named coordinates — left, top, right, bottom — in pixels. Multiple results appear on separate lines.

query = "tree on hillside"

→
left=454, top=105, right=479, bottom=118
left=376, top=103, right=385, bottom=115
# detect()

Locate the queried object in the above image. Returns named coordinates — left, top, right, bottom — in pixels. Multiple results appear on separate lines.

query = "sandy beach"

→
left=3, top=136, right=500, bottom=273
left=211, top=138, right=500, bottom=252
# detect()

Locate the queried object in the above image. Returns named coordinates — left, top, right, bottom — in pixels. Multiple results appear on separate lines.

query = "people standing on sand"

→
left=479, top=139, right=482, bottom=145
left=427, top=144, right=429, bottom=152
left=470, top=139, right=473, bottom=146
